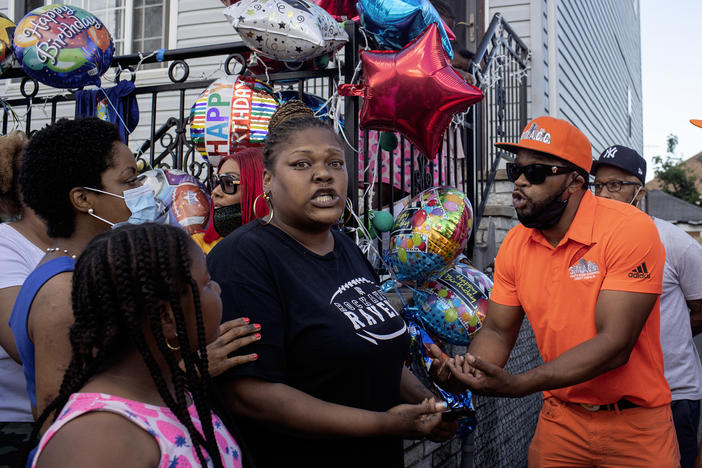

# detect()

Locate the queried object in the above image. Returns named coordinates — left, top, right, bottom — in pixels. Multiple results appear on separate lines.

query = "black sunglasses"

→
left=506, top=163, right=575, bottom=185
left=209, top=174, right=240, bottom=195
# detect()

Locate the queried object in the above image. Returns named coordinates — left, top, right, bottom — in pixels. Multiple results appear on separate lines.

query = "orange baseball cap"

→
left=691, top=119, right=702, bottom=128
left=495, top=116, right=593, bottom=172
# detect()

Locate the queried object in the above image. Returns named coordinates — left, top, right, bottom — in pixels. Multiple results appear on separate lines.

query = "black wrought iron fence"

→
left=0, top=16, right=529, bottom=263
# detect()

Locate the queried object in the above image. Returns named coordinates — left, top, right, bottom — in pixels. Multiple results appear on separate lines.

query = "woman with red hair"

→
left=192, top=148, right=268, bottom=254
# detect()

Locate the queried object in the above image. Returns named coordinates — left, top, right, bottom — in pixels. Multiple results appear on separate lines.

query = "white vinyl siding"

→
left=488, top=0, right=642, bottom=158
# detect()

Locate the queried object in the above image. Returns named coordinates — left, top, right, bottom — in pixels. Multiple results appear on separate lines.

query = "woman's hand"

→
left=206, top=318, right=260, bottom=377
left=386, top=398, right=446, bottom=439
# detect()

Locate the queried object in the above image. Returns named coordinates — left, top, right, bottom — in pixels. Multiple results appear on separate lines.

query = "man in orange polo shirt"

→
left=446, top=116, right=679, bottom=467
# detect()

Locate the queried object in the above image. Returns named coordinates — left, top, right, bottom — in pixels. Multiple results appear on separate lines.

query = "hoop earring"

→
left=166, top=339, right=180, bottom=351
left=254, top=192, right=274, bottom=226
left=338, top=199, right=353, bottom=227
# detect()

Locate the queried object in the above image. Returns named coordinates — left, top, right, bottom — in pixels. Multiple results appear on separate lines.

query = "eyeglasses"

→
left=209, top=174, right=240, bottom=195
left=592, top=180, right=641, bottom=194
left=505, top=163, right=575, bottom=185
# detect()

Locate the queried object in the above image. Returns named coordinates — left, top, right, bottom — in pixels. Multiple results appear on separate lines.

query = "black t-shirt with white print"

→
left=207, top=221, right=410, bottom=468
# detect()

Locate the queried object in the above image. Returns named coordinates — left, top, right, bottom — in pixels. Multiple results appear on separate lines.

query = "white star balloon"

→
left=224, top=0, right=348, bottom=62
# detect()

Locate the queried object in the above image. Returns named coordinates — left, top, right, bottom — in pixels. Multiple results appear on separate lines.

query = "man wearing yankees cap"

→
left=591, top=144, right=702, bottom=468
left=440, top=116, right=679, bottom=466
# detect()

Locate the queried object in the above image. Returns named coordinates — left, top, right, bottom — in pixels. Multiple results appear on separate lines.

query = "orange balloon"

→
left=88, top=26, right=110, bottom=51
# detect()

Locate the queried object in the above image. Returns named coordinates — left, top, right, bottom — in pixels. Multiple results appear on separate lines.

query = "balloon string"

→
left=134, top=50, right=157, bottom=76
left=98, top=87, right=133, bottom=136
left=250, top=52, right=271, bottom=84
left=0, top=99, right=20, bottom=130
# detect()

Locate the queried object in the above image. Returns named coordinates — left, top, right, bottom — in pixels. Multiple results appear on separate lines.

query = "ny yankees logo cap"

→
left=494, top=116, right=593, bottom=172
left=590, top=145, right=646, bottom=184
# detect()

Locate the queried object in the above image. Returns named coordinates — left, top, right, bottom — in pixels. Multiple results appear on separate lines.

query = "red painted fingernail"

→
left=243, top=317, right=250, bottom=323
left=253, top=354, right=259, bottom=359
left=255, top=333, right=261, bottom=339
left=254, top=323, right=261, bottom=330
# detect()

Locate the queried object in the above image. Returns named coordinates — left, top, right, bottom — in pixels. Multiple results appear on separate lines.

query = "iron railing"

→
left=0, top=16, right=529, bottom=265
left=469, top=12, right=530, bottom=238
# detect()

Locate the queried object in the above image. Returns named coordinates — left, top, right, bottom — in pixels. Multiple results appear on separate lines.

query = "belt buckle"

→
left=580, top=403, right=601, bottom=412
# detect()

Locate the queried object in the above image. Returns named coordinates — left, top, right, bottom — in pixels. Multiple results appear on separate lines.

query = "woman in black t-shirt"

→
left=208, top=101, right=456, bottom=467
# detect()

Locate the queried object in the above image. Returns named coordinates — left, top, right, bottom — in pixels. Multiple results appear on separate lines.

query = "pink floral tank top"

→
left=32, top=392, right=243, bottom=468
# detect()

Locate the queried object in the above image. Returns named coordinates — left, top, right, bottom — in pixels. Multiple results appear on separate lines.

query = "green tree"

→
left=653, top=133, right=700, bottom=205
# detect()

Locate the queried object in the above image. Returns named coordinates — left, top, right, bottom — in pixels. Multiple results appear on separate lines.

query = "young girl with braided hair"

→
left=31, top=223, right=247, bottom=468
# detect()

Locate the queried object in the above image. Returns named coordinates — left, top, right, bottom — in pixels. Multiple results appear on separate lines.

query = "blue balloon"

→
left=357, top=0, right=453, bottom=59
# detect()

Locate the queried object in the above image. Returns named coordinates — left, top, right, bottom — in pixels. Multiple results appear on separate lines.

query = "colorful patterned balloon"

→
left=139, top=168, right=212, bottom=235
left=223, top=0, right=348, bottom=62
left=413, top=263, right=492, bottom=345
left=0, top=14, right=15, bottom=77
left=390, top=186, right=473, bottom=281
left=189, top=75, right=278, bottom=167
left=0, top=12, right=15, bottom=45
left=13, top=5, right=114, bottom=89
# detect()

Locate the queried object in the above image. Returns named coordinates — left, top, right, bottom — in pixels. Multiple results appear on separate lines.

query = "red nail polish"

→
left=243, top=317, right=250, bottom=324
left=255, top=333, right=261, bottom=339
left=254, top=323, right=261, bottom=330
left=253, top=354, right=259, bottom=359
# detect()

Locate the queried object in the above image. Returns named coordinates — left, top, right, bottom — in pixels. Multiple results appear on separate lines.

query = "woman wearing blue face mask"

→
left=10, top=119, right=258, bottom=443
left=9, top=118, right=138, bottom=430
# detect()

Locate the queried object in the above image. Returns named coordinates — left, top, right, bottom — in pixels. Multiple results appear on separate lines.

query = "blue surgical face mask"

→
left=84, top=185, right=167, bottom=228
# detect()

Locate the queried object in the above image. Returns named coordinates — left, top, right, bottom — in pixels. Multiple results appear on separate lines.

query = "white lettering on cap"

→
left=521, top=123, right=552, bottom=144
left=601, top=147, right=618, bottom=159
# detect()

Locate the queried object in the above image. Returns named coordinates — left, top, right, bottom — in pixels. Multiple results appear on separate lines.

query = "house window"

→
left=32, top=0, right=170, bottom=57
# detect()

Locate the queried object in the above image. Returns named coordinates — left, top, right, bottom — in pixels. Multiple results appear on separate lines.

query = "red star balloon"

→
left=339, top=23, right=483, bottom=159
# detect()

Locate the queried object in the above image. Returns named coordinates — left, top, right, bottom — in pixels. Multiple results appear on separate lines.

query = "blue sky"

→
left=641, top=0, right=702, bottom=180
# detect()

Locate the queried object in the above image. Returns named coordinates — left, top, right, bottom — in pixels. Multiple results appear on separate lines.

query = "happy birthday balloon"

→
left=139, top=168, right=212, bottom=234
left=189, top=74, right=278, bottom=167
left=390, top=186, right=473, bottom=281
left=413, top=263, right=492, bottom=345
left=357, top=0, right=452, bottom=58
left=13, top=4, right=114, bottom=89
left=224, top=0, right=348, bottom=62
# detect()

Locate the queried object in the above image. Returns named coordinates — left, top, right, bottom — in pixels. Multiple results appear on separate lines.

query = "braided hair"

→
left=33, top=223, right=224, bottom=468
left=263, top=99, right=339, bottom=171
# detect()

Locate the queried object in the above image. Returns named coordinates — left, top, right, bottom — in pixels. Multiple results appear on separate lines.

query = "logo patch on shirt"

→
left=569, top=258, right=600, bottom=280
left=628, top=262, right=650, bottom=279
left=331, top=277, right=407, bottom=345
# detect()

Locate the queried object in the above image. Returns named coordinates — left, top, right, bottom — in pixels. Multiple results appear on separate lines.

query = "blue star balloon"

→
left=357, top=0, right=453, bottom=59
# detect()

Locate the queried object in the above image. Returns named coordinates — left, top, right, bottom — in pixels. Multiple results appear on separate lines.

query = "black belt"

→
left=578, top=398, right=640, bottom=412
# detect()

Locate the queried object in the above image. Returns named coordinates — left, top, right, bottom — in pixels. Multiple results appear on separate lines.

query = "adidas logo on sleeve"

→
left=628, top=262, right=650, bottom=279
